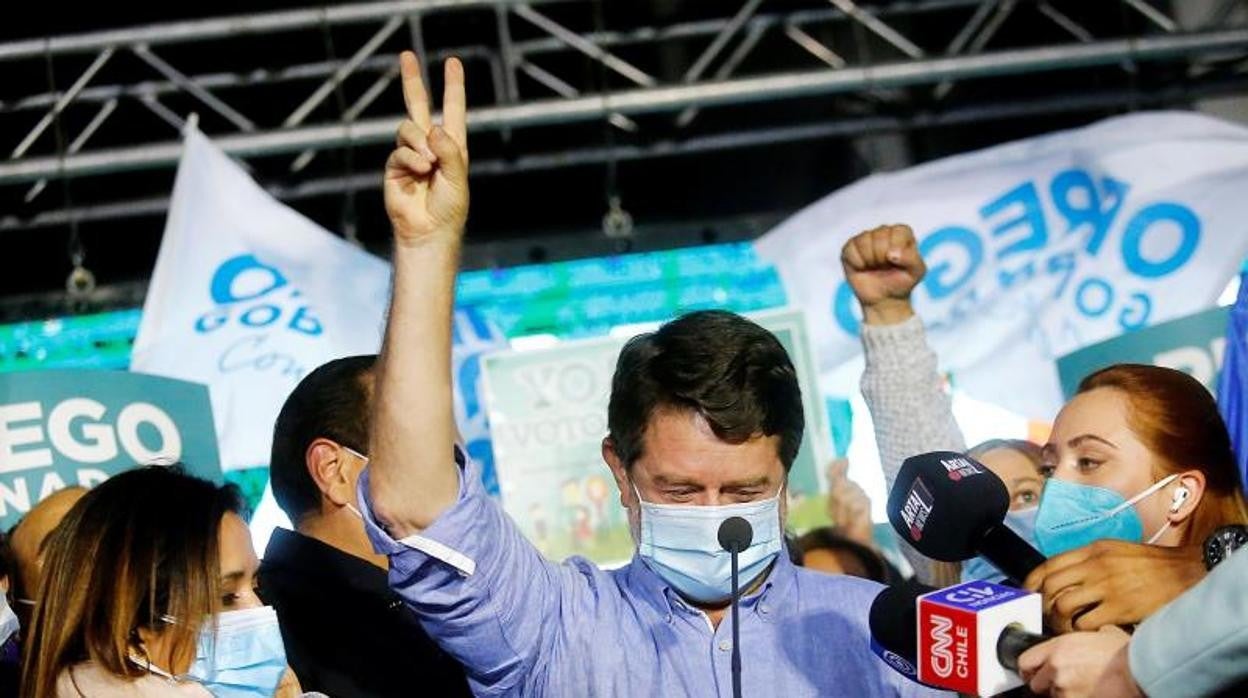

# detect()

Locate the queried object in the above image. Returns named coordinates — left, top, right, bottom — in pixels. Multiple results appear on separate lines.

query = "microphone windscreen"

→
left=887, top=451, right=1010, bottom=561
left=717, top=516, right=754, bottom=553
left=868, top=580, right=931, bottom=663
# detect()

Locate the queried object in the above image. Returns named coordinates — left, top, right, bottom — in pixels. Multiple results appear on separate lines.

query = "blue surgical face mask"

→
left=961, top=506, right=1039, bottom=584
left=186, top=606, right=288, bottom=698
left=0, top=594, right=19, bottom=666
left=1034, top=474, right=1178, bottom=558
left=634, top=483, right=783, bottom=604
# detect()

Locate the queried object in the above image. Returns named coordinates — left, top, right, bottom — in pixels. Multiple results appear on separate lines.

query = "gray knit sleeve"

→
left=859, top=315, right=967, bottom=584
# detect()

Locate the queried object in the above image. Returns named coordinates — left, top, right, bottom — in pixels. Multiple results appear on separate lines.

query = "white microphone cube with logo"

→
left=916, top=580, right=1042, bottom=696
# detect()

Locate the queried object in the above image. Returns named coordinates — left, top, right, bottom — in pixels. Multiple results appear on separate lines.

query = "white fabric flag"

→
left=756, top=111, right=1248, bottom=418
left=131, top=128, right=394, bottom=549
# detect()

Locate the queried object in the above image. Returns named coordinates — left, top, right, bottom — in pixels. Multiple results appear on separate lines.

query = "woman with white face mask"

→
left=20, top=466, right=303, bottom=698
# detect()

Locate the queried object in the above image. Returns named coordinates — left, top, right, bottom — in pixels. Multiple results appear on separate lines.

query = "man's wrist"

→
left=390, top=224, right=465, bottom=253
left=861, top=299, right=915, bottom=326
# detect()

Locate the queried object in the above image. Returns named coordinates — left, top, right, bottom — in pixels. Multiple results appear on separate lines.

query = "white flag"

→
left=756, top=111, right=1248, bottom=418
left=131, top=128, right=395, bottom=550
left=132, top=127, right=390, bottom=472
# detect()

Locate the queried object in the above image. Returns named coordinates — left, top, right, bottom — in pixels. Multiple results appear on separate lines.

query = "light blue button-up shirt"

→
left=359, top=453, right=949, bottom=697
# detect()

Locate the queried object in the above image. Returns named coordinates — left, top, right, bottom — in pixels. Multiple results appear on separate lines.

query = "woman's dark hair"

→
left=796, top=527, right=897, bottom=584
left=607, top=310, right=804, bottom=469
left=22, top=466, right=244, bottom=698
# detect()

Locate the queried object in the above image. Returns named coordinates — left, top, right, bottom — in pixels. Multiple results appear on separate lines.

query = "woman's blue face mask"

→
left=1033, top=474, right=1179, bottom=558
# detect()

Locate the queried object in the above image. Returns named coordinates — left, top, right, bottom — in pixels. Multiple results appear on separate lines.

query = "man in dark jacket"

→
left=261, top=355, right=471, bottom=697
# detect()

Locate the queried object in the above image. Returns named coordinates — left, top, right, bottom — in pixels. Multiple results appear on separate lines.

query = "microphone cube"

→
left=916, top=580, right=1042, bottom=697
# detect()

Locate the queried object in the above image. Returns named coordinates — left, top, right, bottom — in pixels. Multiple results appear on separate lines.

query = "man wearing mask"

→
left=262, top=356, right=472, bottom=697
left=356, top=51, right=946, bottom=697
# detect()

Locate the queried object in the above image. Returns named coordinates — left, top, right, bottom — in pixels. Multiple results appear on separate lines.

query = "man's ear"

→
left=1167, top=470, right=1207, bottom=525
left=306, top=438, right=353, bottom=508
left=602, top=437, right=633, bottom=509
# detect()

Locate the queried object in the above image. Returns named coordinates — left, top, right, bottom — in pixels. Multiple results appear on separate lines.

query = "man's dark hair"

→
left=270, top=355, right=376, bottom=523
left=607, top=310, right=804, bottom=469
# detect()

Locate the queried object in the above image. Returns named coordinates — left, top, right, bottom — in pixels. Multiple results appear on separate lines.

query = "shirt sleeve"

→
left=1129, top=546, right=1248, bottom=697
left=859, top=315, right=968, bottom=585
left=356, top=448, right=592, bottom=696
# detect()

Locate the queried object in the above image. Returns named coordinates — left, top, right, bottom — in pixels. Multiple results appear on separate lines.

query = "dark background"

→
left=2, top=0, right=1241, bottom=319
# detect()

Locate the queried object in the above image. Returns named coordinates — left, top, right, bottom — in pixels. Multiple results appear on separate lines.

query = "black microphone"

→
left=868, top=579, right=933, bottom=684
left=718, top=516, right=752, bottom=698
left=886, top=451, right=1045, bottom=584
left=996, top=624, right=1048, bottom=673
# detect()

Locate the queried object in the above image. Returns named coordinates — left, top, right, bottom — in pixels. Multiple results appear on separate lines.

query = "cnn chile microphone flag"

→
left=1218, top=271, right=1248, bottom=492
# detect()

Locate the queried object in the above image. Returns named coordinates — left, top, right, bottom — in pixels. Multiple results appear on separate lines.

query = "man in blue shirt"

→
left=360, top=50, right=948, bottom=697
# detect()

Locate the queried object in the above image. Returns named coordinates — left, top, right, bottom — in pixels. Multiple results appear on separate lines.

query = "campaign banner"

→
left=1056, top=306, right=1230, bottom=399
left=756, top=111, right=1248, bottom=419
left=131, top=127, right=504, bottom=550
left=481, top=307, right=831, bottom=564
left=0, top=370, right=222, bottom=529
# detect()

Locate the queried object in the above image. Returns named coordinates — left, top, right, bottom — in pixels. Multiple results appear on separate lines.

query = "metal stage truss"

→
left=1, top=0, right=1247, bottom=317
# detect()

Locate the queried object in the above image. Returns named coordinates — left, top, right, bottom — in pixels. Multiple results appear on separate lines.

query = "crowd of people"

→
left=0, top=51, right=1245, bottom=697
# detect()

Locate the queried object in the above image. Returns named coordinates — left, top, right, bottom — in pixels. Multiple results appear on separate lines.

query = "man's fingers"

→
left=1028, top=662, right=1057, bottom=697
left=1051, top=585, right=1103, bottom=634
left=441, top=57, right=468, bottom=150
left=853, top=232, right=878, bottom=269
left=1023, top=559, right=1051, bottom=592
left=396, top=120, right=437, bottom=161
left=1018, top=639, right=1056, bottom=678
left=428, top=126, right=468, bottom=183
left=1039, top=555, right=1099, bottom=615
left=399, top=51, right=432, bottom=131
left=886, top=224, right=915, bottom=257
left=1071, top=603, right=1118, bottom=633
left=841, top=236, right=867, bottom=272
left=387, top=147, right=435, bottom=178
left=1031, top=545, right=1096, bottom=591
left=888, top=225, right=924, bottom=274
left=871, top=228, right=894, bottom=270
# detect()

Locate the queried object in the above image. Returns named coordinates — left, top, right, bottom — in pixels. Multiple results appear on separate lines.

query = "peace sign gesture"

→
left=384, top=51, right=470, bottom=247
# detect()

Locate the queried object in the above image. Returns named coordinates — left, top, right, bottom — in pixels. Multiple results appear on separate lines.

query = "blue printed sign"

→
left=0, top=370, right=222, bottom=529
left=1057, top=306, right=1230, bottom=399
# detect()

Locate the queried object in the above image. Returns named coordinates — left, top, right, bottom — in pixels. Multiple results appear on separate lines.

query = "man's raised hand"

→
left=384, top=51, right=470, bottom=247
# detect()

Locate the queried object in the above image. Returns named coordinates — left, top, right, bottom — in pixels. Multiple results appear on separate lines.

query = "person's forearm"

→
left=860, top=315, right=967, bottom=585
left=862, top=298, right=915, bottom=326
left=369, top=235, right=462, bottom=537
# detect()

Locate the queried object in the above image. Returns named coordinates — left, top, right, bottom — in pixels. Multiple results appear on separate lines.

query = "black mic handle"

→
left=730, top=547, right=742, bottom=698
left=977, top=523, right=1046, bottom=585
left=996, top=624, right=1050, bottom=673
